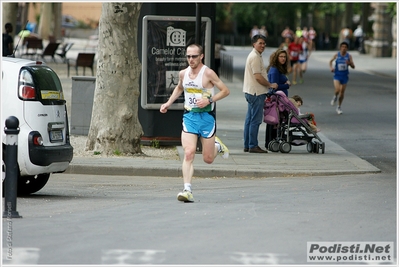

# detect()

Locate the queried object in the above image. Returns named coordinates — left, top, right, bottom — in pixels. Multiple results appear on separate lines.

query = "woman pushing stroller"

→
left=266, top=49, right=319, bottom=133
left=265, top=49, right=291, bottom=147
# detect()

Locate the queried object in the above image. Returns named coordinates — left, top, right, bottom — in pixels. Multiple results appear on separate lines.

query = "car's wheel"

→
left=2, top=159, right=5, bottom=197
left=2, top=147, right=6, bottom=196
left=2, top=159, right=5, bottom=183
left=17, top=174, right=50, bottom=195
left=2, top=146, right=5, bottom=183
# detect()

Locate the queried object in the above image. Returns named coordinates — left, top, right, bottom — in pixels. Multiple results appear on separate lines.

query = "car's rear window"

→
left=22, top=66, right=65, bottom=103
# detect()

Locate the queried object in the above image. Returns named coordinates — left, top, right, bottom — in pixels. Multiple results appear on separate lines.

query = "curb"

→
left=64, top=164, right=381, bottom=178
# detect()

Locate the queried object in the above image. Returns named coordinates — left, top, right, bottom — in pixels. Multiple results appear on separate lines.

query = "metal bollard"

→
left=3, top=116, right=22, bottom=218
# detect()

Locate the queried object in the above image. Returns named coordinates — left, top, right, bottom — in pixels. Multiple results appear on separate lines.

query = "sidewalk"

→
left=44, top=38, right=393, bottom=178
left=64, top=78, right=380, bottom=178
left=66, top=133, right=380, bottom=178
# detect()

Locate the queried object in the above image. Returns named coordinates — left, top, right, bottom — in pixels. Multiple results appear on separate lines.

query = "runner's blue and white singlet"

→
left=334, top=52, right=351, bottom=76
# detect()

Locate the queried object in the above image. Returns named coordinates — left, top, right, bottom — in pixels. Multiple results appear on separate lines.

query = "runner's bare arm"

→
left=347, top=55, right=355, bottom=69
left=329, top=54, right=337, bottom=72
left=202, top=68, right=230, bottom=103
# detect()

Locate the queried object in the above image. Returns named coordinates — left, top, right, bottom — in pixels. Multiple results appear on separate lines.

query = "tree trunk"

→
left=19, top=3, right=29, bottom=32
left=86, top=3, right=144, bottom=155
left=38, top=3, right=52, bottom=40
left=343, top=3, right=353, bottom=29
left=2, top=3, right=18, bottom=36
left=53, top=3, right=62, bottom=41
left=392, top=15, right=397, bottom=58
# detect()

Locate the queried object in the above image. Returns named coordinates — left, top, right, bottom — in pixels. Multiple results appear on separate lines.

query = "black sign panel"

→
left=141, top=15, right=211, bottom=109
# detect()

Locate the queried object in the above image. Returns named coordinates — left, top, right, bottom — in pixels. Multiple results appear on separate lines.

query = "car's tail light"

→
left=20, top=85, right=36, bottom=100
left=32, top=133, right=43, bottom=146
left=28, top=131, right=44, bottom=150
left=18, top=69, right=37, bottom=100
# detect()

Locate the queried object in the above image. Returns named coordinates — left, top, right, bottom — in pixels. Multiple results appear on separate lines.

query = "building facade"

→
left=27, top=2, right=102, bottom=29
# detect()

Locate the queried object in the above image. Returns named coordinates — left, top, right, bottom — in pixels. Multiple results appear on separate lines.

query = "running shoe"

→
left=177, top=190, right=194, bottom=202
left=299, top=79, right=303, bottom=84
left=336, top=106, right=343, bottom=115
left=331, top=95, right=337, bottom=106
left=215, top=136, right=229, bottom=159
left=292, top=80, right=297, bottom=85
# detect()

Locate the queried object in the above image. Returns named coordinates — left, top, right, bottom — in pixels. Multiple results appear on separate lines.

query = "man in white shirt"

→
left=353, top=25, right=363, bottom=50
left=243, top=35, right=278, bottom=153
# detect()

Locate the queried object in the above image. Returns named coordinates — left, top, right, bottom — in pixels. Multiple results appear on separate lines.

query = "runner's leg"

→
left=181, top=131, right=198, bottom=184
left=292, top=62, right=298, bottom=83
left=201, top=135, right=218, bottom=164
left=301, top=61, right=307, bottom=73
left=338, top=83, right=347, bottom=107
left=333, top=79, right=341, bottom=98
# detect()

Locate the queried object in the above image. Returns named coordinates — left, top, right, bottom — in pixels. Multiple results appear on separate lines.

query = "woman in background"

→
left=265, top=49, right=291, bottom=148
left=266, top=49, right=291, bottom=96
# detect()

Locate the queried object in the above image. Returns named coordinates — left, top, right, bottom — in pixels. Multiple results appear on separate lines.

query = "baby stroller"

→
left=263, top=90, right=325, bottom=154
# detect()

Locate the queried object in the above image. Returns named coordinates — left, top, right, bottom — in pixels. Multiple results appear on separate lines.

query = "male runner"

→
left=329, top=41, right=355, bottom=114
left=160, top=44, right=230, bottom=202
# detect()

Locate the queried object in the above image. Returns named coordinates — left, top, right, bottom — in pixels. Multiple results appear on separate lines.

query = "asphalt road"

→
left=2, top=47, right=397, bottom=266
left=3, top=172, right=396, bottom=265
left=229, top=47, right=396, bottom=175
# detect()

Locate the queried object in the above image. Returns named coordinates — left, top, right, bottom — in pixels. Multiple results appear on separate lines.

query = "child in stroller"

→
left=263, top=90, right=325, bottom=153
left=289, top=95, right=320, bottom=133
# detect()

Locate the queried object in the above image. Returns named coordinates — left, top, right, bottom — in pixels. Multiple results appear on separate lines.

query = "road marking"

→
left=1, top=247, right=297, bottom=264
left=228, top=251, right=293, bottom=264
left=101, top=249, right=166, bottom=264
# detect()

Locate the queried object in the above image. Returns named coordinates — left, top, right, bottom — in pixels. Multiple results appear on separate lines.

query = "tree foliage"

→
left=216, top=2, right=366, bottom=37
left=387, top=2, right=396, bottom=17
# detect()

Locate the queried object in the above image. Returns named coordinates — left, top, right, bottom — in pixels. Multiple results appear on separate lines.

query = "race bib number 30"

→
left=185, top=88, right=203, bottom=109
left=184, top=87, right=212, bottom=112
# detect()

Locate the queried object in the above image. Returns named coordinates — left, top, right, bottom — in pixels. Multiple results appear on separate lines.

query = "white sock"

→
left=215, top=142, right=221, bottom=152
left=184, top=183, right=192, bottom=192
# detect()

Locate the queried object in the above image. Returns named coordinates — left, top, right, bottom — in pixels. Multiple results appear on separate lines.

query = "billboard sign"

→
left=141, top=15, right=212, bottom=109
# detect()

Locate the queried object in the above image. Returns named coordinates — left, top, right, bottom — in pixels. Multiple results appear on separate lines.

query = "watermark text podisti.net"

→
left=307, top=242, right=394, bottom=263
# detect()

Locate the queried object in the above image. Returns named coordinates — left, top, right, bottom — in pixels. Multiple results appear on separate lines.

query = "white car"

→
left=2, top=57, right=73, bottom=194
